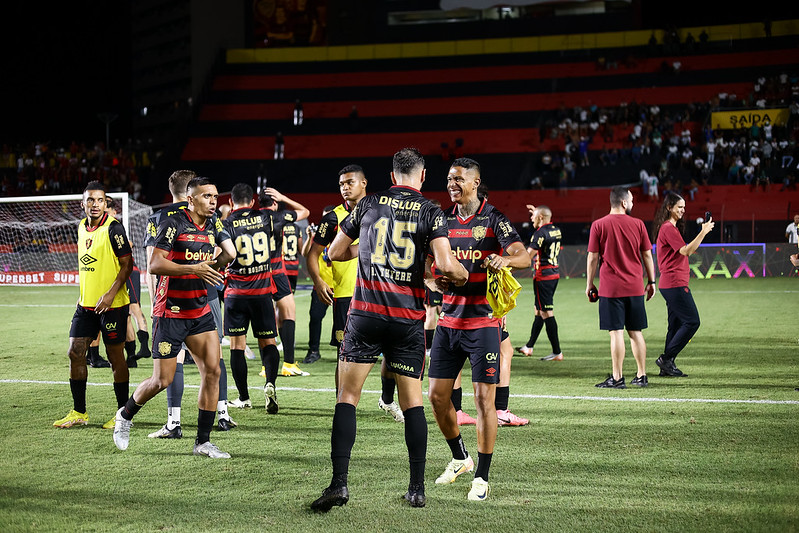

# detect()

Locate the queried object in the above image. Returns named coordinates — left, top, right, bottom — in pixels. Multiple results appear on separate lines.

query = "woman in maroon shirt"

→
left=651, top=194, right=714, bottom=377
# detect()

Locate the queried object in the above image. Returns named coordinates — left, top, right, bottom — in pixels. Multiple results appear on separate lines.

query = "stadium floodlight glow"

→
left=0, top=193, right=151, bottom=286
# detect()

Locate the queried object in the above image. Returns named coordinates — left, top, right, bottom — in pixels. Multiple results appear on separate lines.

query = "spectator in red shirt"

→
left=586, top=186, right=656, bottom=389
left=651, top=194, right=714, bottom=377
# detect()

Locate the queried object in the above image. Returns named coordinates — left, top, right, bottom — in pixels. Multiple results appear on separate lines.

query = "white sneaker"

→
left=377, top=398, right=405, bottom=422
left=435, top=455, right=474, bottom=484
left=228, top=397, right=252, bottom=409
left=244, top=345, right=256, bottom=360
left=193, top=441, right=231, bottom=459
left=112, top=407, right=132, bottom=451
left=221, top=337, right=231, bottom=346
left=540, top=352, right=563, bottom=361
left=264, top=382, right=279, bottom=414
left=467, top=477, right=490, bottom=501
left=276, top=342, right=283, bottom=351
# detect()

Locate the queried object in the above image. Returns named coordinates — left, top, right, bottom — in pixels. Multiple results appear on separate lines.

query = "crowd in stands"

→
left=529, top=70, right=799, bottom=198
left=0, top=140, right=157, bottom=201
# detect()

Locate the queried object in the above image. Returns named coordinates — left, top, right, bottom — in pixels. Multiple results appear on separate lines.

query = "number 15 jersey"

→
left=339, top=185, right=449, bottom=324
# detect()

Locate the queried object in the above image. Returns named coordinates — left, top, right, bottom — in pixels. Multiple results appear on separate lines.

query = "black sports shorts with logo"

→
left=152, top=313, right=216, bottom=359
left=224, top=297, right=278, bottom=339
left=428, top=325, right=501, bottom=384
left=70, top=304, right=129, bottom=345
left=340, top=314, right=425, bottom=378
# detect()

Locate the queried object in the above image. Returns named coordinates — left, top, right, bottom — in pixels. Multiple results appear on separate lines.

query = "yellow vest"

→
left=332, top=203, right=357, bottom=298
left=318, top=250, right=335, bottom=288
left=77, top=216, right=130, bottom=309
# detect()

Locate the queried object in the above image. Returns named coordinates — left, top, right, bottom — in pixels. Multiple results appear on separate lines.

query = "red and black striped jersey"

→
left=152, top=210, right=230, bottom=319
left=339, top=185, right=449, bottom=324
left=260, top=209, right=297, bottom=276
left=281, top=220, right=301, bottom=279
left=438, top=199, right=522, bottom=329
left=529, top=223, right=561, bottom=281
left=143, top=201, right=188, bottom=249
left=223, top=207, right=274, bottom=298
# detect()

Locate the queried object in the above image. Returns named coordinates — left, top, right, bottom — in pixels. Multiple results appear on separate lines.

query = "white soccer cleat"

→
left=435, top=455, right=474, bottom=484
left=244, top=345, right=256, bottom=360
left=228, top=397, right=252, bottom=409
left=193, top=441, right=231, bottom=459
left=112, top=408, right=132, bottom=451
left=377, top=398, right=405, bottom=422
left=467, top=477, right=490, bottom=501
left=540, top=352, right=563, bottom=361
left=516, top=345, right=534, bottom=357
left=264, top=382, right=279, bottom=414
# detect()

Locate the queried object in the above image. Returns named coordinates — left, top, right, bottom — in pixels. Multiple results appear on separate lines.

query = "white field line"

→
left=2, top=379, right=797, bottom=405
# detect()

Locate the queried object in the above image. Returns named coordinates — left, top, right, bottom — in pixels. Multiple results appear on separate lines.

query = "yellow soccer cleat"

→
left=281, top=362, right=310, bottom=376
left=53, top=410, right=89, bottom=428
left=259, top=366, right=266, bottom=378
left=102, top=417, right=116, bottom=429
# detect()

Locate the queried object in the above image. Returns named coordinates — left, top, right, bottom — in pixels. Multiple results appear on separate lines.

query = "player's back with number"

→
left=223, top=208, right=274, bottom=297
left=531, top=223, right=561, bottom=281
left=343, top=186, right=447, bottom=323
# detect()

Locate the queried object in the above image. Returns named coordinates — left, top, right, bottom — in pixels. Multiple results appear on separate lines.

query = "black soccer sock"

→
left=260, top=344, right=280, bottom=385
left=381, top=376, right=396, bottom=404
left=544, top=316, right=561, bottom=354
left=121, top=396, right=143, bottom=421
left=113, top=381, right=129, bottom=409
left=475, top=452, right=493, bottom=481
left=196, top=408, right=215, bottom=445
left=331, top=403, right=357, bottom=485
left=495, top=386, right=510, bottom=411
left=403, top=406, right=427, bottom=486
left=136, top=329, right=149, bottom=345
left=166, top=363, right=184, bottom=408
left=451, top=387, right=463, bottom=412
left=446, top=434, right=468, bottom=461
left=278, top=320, right=296, bottom=364
left=527, top=316, right=545, bottom=347
left=218, top=358, right=228, bottom=402
left=425, top=329, right=434, bottom=349
left=229, top=349, right=250, bottom=401
left=125, top=341, right=136, bottom=359
left=87, top=345, right=100, bottom=362
left=70, top=378, right=87, bottom=413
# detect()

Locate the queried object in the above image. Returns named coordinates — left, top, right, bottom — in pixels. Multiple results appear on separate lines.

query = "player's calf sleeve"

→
left=446, top=434, right=468, bottom=461
left=166, top=363, right=184, bottom=408
left=113, top=381, right=129, bottom=409
left=451, top=387, right=463, bottom=412
left=278, top=320, right=296, bottom=364
left=404, top=406, right=427, bottom=485
left=381, top=376, right=396, bottom=404
left=260, top=344, right=280, bottom=385
left=70, top=378, right=87, bottom=414
left=196, top=409, right=215, bottom=445
left=495, top=386, right=509, bottom=411
left=229, top=349, right=249, bottom=401
left=331, top=403, right=357, bottom=484
left=528, top=316, right=545, bottom=346
left=136, top=329, right=149, bottom=345
left=125, top=341, right=136, bottom=359
left=217, top=358, right=228, bottom=401
left=544, top=316, right=561, bottom=354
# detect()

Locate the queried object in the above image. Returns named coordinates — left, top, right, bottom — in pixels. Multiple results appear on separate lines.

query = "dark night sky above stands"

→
left=0, top=1, right=790, bottom=145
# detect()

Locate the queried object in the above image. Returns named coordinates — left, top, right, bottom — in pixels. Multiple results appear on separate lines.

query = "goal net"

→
left=0, top=193, right=152, bottom=285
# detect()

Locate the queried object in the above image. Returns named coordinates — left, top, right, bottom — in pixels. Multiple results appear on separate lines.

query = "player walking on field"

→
left=54, top=181, right=133, bottom=430
left=113, top=177, right=236, bottom=458
left=427, top=158, right=530, bottom=502
left=311, top=148, right=468, bottom=512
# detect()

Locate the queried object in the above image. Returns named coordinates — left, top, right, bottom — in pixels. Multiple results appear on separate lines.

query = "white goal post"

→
left=0, top=193, right=152, bottom=286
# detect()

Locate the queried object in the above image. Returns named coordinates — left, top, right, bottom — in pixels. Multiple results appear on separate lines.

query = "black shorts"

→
left=69, top=304, right=129, bottom=345
left=340, top=314, right=425, bottom=378
left=152, top=313, right=216, bottom=359
left=428, top=325, right=501, bottom=384
left=425, top=287, right=443, bottom=307
left=533, top=278, right=558, bottom=311
left=287, top=273, right=298, bottom=293
left=272, top=271, right=292, bottom=301
left=126, top=273, right=141, bottom=306
left=224, top=296, right=277, bottom=339
left=598, top=295, right=648, bottom=331
left=331, top=297, right=351, bottom=347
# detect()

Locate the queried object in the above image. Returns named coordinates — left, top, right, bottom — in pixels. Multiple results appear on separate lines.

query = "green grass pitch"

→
left=0, top=278, right=797, bottom=532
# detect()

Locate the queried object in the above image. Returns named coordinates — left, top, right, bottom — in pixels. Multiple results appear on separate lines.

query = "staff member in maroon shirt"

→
left=651, top=193, right=714, bottom=378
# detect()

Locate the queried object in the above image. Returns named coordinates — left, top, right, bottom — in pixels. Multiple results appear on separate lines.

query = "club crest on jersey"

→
left=85, top=238, right=93, bottom=249
left=208, top=234, right=216, bottom=246
left=472, top=226, right=487, bottom=241
left=158, top=342, right=172, bottom=356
